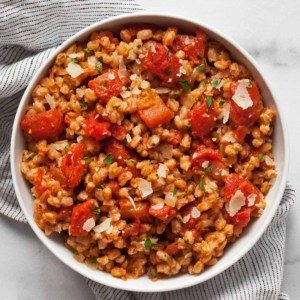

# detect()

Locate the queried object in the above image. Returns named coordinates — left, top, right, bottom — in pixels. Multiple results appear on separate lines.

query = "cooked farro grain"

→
left=20, top=23, right=276, bottom=281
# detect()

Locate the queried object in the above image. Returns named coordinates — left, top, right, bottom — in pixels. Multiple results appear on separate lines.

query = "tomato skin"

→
left=167, top=129, right=182, bottom=146
left=21, top=109, right=64, bottom=140
left=234, top=126, right=248, bottom=142
left=149, top=205, right=176, bottom=222
left=199, top=134, right=217, bottom=149
left=104, top=138, right=136, bottom=167
left=57, top=206, right=73, bottom=221
left=69, top=199, right=99, bottom=237
left=119, top=199, right=153, bottom=223
left=180, top=203, right=201, bottom=230
left=172, top=30, right=207, bottom=64
left=61, top=142, right=86, bottom=188
left=230, top=81, right=263, bottom=127
left=142, top=42, right=180, bottom=86
left=188, top=102, right=216, bottom=137
left=165, top=241, right=180, bottom=256
left=224, top=208, right=251, bottom=233
left=88, top=70, right=125, bottom=103
left=110, top=124, right=127, bottom=141
left=83, top=119, right=111, bottom=141
left=35, top=168, right=47, bottom=195
left=105, top=180, right=120, bottom=198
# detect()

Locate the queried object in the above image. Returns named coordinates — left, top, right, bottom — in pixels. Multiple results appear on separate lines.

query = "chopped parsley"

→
left=187, top=124, right=192, bottom=132
left=166, top=50, right=171, bottom=57
left=137, top=44, right=142, bottom=49
left=199, top=181, right=204, bottom=190
left=165, top=70, right=171, bottom=75
left=211, top=79, right=221, bottom=88
left=104, top=154, right=114, bottom=165
left=196, top=64, right=205, bottom=71
left=258, top=152, right=264, bottom=160
left=72, top=248, right=79, bottom=255
left=96, top=61, right=102, bottom=74
left=64, top=145, right=69, bottom=152
left=219, top=100, right=225, bottom=106
left=94, top=166, right=100, bottom=172
left=124, top=159, right=135, bottom=163
left=173, top=187, right=178, bottom=195
left=206, top=97, right=214, bottom=109
left=25, top=155, right=33, bottom=161
left=197, top=54, right=202, bottom=61
left=178, top=80, right=190, bottom=92
left=85, top=158, right=92, bottom=163
left=92, top=206, right=100, bottom=215
left=113, top=105, right=120, bottom=109
left=175, top=251, right=183, bottom=259
left=84, top=48, right=91, bottom=54
left=204, top=165, right=213, bottom=173
left=184, top=239, right=189, bottom=245
left=150, top=268, right=157, bottom=277
left=247, top=82, right=252, bottom=88
left=144, top=238, right=153, bottom=249
left=84, top=151, right=91, bottom=157
left=91, top=257, right=98, bottom=264
left=131, top=237, right=137, bottom=242
left=98, top=184, right=106, bottom=189
left=171, top=93, right=179, bottom=98
left=72, top=59, right=79, bottom=64
left=79, top=101, right=87, bottom=108
left=123, top=137, right=128, bottom=145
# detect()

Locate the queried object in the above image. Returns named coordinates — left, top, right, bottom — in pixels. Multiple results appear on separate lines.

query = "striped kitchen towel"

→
left=0, top=1, right=295, bottom=299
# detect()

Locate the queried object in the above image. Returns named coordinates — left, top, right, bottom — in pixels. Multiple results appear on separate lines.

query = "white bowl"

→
left=10, top=12, right=289, bottom=292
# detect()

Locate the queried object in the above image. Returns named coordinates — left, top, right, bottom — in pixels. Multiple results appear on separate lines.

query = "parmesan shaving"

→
left=141, top=80, right=150, bottom=89
left=118, top=56, right=128, bottom=82
left=151, top=203, right=164, bottom=210
left=164, top=192, right=176, bottom=207
left=93, top=218, right=112, bottom=233
left=247, top=194, right=257, bottom=206
left=232, top=79, right=253, bottom=110
left=128, top=196, right=136, bottom=210
left=222, top=102, right=230, bottom=124
left=157, top=163, right=168, bottom=178
left=182, top=214, right=190, bottom=224
left=45, top=94, right=56, bottom=109
left=201, top=161, right=209, bottom=168
left=138, top=179, right=153, bottom=198
left=66, top=62, right=84, bottom=78
left=125, top=133, right=132, bottom=143
left=132, top=87, right=141, bottom=95
left=108, top=73, right=116, bottom=80
left=225, top=190, right=246, bottom=217
left=130, top=74, right=137, bottom=81
left=191, top=207, right=201, bottom=219
left=264, top=155, right=275, bottom=166
left=82, top=217, right=95, bottom=232
left=156, top=87, right=170, bottom=94
left=69, top=53, right=80, bottom=58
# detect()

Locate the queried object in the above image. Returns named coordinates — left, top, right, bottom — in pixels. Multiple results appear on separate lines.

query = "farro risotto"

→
left=20, top=24, right=277, bottom=280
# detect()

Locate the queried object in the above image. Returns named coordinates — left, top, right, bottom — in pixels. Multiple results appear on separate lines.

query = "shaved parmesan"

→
left=125, top=133, right=132, bottom=143
left=82, top=217, right=95, bottom=232
left=222, top=134, right=236, bottom=143
left=157, top=163, right=168, bottom=178
left=118, top=56, right=128, bottom=82
left=164, top=192, right=176, bottom=207
left=201, top=161, right=209, bottom=168
left=232, top=79, right=253, bottom=110
left=264, top=155, right=275, bottom=166
left=221, top=169, right=229, bottom=176
left=132, top=87, right=141, bottom=95
left=130, top=74, right=137, bottom=81
left=247, top=194, right=257, bottom=206
left=88, top=56, right=97, bottom=68
left=222, top=102, right=230, bottom=124
left=215, top=79, right=224, bottom=90
left=191, top=207, right=201, bottom=219
left=106, top=226, right=113, bottom=234
left=156, top=87, right=170, bottom=94
left=151, top=203, right=164, bottom=210
left=225, top=190, right=246, bottom=217
left=138, top=179, right=153, bottom=198
left=141, top=80, right=150, bottom=89
left=204, top=181, right=217, bottom=193
left=108, top=73, right=116, bottom=80
left=121, top=91, right=131, bottom=99
left=45, top=94, right=56, bottom=109
left=93, top=218, right=112, bottom=233
left=69, top=53, right=81, bottom=58
left=179, top=66, right=186, bottom=75
left=150, top=237, right=158, bottom=244
left=76, top=88, right=85, bottom=98
left=76, top=136, right=83, bottom=142
left=182, top=214, right=190, bottom=224
left=66, top=62, right=84, bottom=78
left=128, top=196, right=136, bottom=210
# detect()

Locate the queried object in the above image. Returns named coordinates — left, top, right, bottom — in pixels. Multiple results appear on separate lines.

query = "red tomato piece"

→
left=172, top=30, right=207, bottom=64
left=234, top=126, right=248, bottom=142
left=61, top=142, right=86, bottom=188
left=138, top=99, right=174, bottom=129
left=35, top=168, right=47, bottom=195
left=69, top=199, right=99, bottom=237
left=148, top=205, right=176, bottom=222
left=230, top=81, right=263, bottom=127
left=57, top=206, right=73, bottom=221
left=126, top=23, right=156, bottom=38
left=104, top=138, right=137, bottom=167
left=142, top=42, right=181, bottom=86
left=199, top=134, right=217, bottom=149
left=119, top=199, right=153, bottom=223
left=180, top=203, right=201, bottom=230
left=83, top=118, right=111, bottom=141
left=20, top=109, right=64, bottom=140
left=105, top=180, right=120, bottom=198
left=122, top=219, right=140, bottom=239
left=225, top=208, right=251, bottom=233
left=188, top=102, right=216, bottom=137
left=88, top=70, right=125, bottom=103
left=110, top=124, right=127, bottom=141
left=165, top=241, right=180, bottom=256
left=167, top=129, right=182, bottom=146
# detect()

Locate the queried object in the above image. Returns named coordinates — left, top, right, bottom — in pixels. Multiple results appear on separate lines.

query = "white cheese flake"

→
left=108, top=73, right=116, bottom=80
left=225, top=190, right=246, bottom=217
left=222, top=102, right=230, bottom=124
left=128, top=196, right=136, bottom=210
left=204, top=181, right=218, bottom=193
left=130, top=74, right=138, bottom=81
left=76, top=136, right=83, bottom=142
left=132, top=87, right=141, bottom=95
left=182, top=214, right=190, bottom=224
left=93, top=218, right=112, bottom=233
left=156, top=87, right=170, bottom=94
left=45, top=94, right=56, bottom=109
left=87, top=56, right=97, bottom=68
left=221, top=169, right=229, bottom=176
left=66, top=62, right=84, bottom=78
left=179, top=66, right=186, bottom=75
left=222, top=134, right=236, bottom=143
left=118, top=56, right=128, bottom=82
left=232, top=79, right=253, bottom=110
left=265, top=155, right=275, bottom=166
left=121, top=91, right=131, bottom=99
left=125, top=133, right=132, bottom=143
left=157, top=163, right=168, bottom=178
left=201, top=161, right=209, bottom=168
left=247, top=193, right=257, bottom=206
left=82, top=217, right=95, bottom=232
left=164, top=192, right=176, bottom=207
left=69, top=53, right=81, bottom=58
left=191, top=207, right=201, bottom=219
left=76, top=88, right=85, bottom=98
left=138, top=179, right=153, bottom=198
left=136, top=59, right=141, bottom=64
left=151, top=203, right=164, bottom=210
left=141, top=80, right=150, bottom=89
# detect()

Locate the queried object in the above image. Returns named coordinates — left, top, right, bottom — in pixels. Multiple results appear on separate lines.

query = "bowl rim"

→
left=10, top=11, right=289, bottom=292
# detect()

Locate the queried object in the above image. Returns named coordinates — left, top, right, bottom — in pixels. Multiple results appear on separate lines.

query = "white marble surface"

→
left=1, top=0, right=300, bottom=299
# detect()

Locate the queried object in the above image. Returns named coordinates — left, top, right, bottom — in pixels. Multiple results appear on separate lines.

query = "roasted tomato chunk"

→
left=230, top=81, right=263, bottom=127
left=83, top=118, right=111, bottom=141
left=119, top=199, right=153, bottom=223
left=110, top=124, right=127, bottom=141
left=180, top=203, right=201, bottom=230
left=69, top=199, right=99, bottom=236
left=188, top=101, right=216, bottom=137
left=35, top=168, right=47, bottom=195
left=165, top=241, right=180, bottom=256
left=172, top=30, right=207, bottom=64
left=61, top=142, right=86, bottom=188
left=142, top=42, right=180, bottom=86
left=21, top=109, right=64, bottom=140
left=149, top=205, right=176, bottom=222
left=88, top=70, right=126, bottom=103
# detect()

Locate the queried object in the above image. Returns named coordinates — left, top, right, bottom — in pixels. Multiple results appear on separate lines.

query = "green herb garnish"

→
left=64, top=145, right=69, bottom=152
left=104, top=154, right=114, bottom=165
left=178, top=80, right=190, bottom=92
left=124, top=159, right=135, bottom=163
left=150, top=268, right=157, bottom=277
left=92, top=207, right=100, bottom=215
left=171, top=93, right=179, bottom=98
left=72, top=248, right=79, bottom=255
left=144, top=238, right=153, bottom=249
left=72, top=59, right=79, bottom=64
left=165, top=70, right=171, bottom=75
left=137, top=44, right=142, bottom=49
left=206, top=97, right=214, bottom=109
left=84, top=48, right=91, bottom=54
left=211, top=79, right=221, bottom=88
left=196, top=64, right=205, bottom=71
left=175, top=251, right=183, bottom=259
left=204, top=165, right=213, bottom=173
left=173, top=187, right=178, bottom=195
left=166, top=50, right=171, bottom=57
left=85, top=158, right=92, bottom=163
left=99, top=184, right=106, bottom=189
left=184, top=239, right=189, bottom=245
left=25, top=156, right=33, bottom=161
left=219, top=100, right=225, bottom=106
left=94, top=166, right=100, bottom=172
left=247, top=82, right=252, bottom=88
left=96, top=61, right=102, bottom=74
left=113, top=105, right=120, bottom=109
left=91, top=257, right=98, bottom=264
left=79, top=101, right=87, bottom=108
left=258, top=152, right=264, bottom=160
left=199, top=181, right=204, bottom=190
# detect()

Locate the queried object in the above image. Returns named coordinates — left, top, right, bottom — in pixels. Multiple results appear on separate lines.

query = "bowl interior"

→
left=10, top=13, right=288, bottom=292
